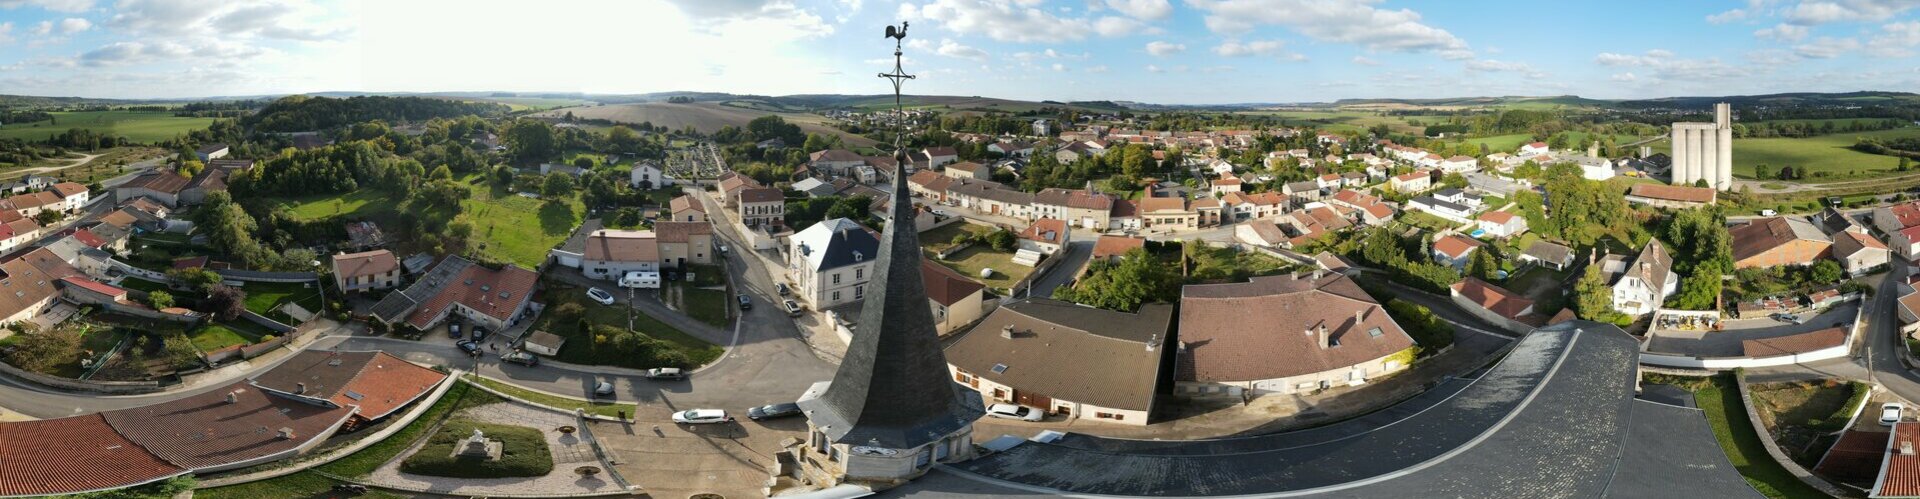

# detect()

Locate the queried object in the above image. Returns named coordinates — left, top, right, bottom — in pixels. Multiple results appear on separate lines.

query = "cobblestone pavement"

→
left=591, top=402, right=807, bottom=499
left=365, top=401, right=627, bottom=496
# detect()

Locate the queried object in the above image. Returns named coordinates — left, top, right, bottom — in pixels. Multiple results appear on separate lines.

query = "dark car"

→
left=748, top=402, right=802, bottom=421
left=592, top=381, right=616, bottom=398
left=665, top=270, right=680, bottom=281
left=455, top=340, right=482, bottom=356
left=501, top=351, right=539, bottom=367
left=737, top=294, right=753, bottom=311
left=776, top=283, right=790, bottom=296
left=470, top=326, right=489, bottom=342
left=448, top=322, right=462, bottom=339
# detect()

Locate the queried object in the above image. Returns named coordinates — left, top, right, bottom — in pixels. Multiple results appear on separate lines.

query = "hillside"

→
left=1329, top=95, right=1614, bottom=110
left=1614, top=91, right=1920, bottom=109
left=532, top=102, right=878, bottom=147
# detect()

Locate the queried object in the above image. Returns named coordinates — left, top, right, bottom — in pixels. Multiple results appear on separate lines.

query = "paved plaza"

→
left=366, top=401, right=627, bottom=496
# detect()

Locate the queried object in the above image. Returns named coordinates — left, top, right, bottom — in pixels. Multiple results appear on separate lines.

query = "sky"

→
left=1, top=0, right=1918, bottom=104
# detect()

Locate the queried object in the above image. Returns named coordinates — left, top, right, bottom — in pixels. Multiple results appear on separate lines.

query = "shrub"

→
left=398, top=420, right=552, bottom=478
left=1385, top=299, right=1454, bottom=353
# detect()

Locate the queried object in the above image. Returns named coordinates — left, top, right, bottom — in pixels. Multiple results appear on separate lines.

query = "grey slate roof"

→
left=879, top=321, right=1761, bottom=498
left=797, top=159, right=984, bottom=450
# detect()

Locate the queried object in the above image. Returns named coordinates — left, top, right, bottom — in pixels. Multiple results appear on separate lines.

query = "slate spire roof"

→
left=798, top=159, right=984, bottom=449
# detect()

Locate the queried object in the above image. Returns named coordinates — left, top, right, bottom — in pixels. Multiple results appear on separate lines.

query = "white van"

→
left=619, top=271, right=662, bottom=289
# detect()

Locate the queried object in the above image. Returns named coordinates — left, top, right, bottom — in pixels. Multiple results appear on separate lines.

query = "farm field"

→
left=1655, top=127, right=1920, bottom=179
left=274, top=189, right=401, bottom=221
left=456, top=173, right=583, bottom=268
left=475, top=96, right=593, bottom=110
left=0, top=110, right=213, bottom=143
left=534, top=102, right=877, bottom=147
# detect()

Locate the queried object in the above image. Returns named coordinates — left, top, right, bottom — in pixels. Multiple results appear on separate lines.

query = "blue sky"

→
left=1, top=0, right=1917, bottom=103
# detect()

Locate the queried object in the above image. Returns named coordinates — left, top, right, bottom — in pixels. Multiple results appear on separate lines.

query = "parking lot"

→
left=1645, top=301, right=1858, bottom=357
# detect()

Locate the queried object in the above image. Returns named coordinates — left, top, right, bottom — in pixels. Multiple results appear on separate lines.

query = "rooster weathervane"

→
left=880, top=22, right=914, bottom=160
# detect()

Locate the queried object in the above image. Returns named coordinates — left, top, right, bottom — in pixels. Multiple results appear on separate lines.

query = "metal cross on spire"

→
left=880, top=21, right=915, bottom=161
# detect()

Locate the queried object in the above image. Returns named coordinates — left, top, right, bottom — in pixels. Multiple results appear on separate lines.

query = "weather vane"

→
left=881, top=21, right=915, bottom=162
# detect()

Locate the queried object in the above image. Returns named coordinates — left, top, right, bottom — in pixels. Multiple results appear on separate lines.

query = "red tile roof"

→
left=1741, top=327, right=1846, bottom=357
left=50, top=182, right=88, bottom=199
left=1433, top=234, right=1484, bottom=259
left=101, top=384, right=353, bottom=470
left=406, top=263, right=538, bottom=329
left=670, top=195, right=705, bottom=214
left=60, top=276, right=126, bottom=297
left=1450, top=278, right=1534, bottom=320
left=737, top=186, right=783, bottom=204
left=0, top=414, right=184, bottom=497
left=329, top=352, right=448, bottom=420
left=922, top=260, right=985, bottom=307
left=331, top=249, right=399, bottom=281
left=1477, top=210, right=1518, bottom=224
left=118, top=171, right=192, bottom=195
left=1019, top=218, right=1068, bottom=245
left=1878, top=422, right=1920, bottom=497
left=1628, top=183, right=1717, bottom=204
left=1092, top=235, right=1146, bottom=260
left=1817, top=430, right=1890, bottom=483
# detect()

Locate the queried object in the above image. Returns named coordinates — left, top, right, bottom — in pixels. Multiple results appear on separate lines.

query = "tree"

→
left=5, top=324, right=82, bottom=373
left=542, top=173, right=576, bottom=198
left=147, top=290, right=174, bottom=310
left=200, top=285, right=247, bottom=321
left=1754, top=164, right=1769, bottom=180
left=32, top=210, right=58, bottom=226
left=167, top=267, right=223, bottom=293
left=573, top=157, right=594, bottom=169
left=1052, top=249, right=1175, bottom=311
left=492, top=165, right=515, bottom=186
left=1574, top=263, right=1622, bottom=321
left=987, top=228, right=1017, bottom=252
left=1466, top=248, right=1500, bottom=282
left=177, top=160, right=205, bottom=178
left=1810, top=259, right=1843, bottom=284
left=428, top=164, right=453, bottom=181
left=612, top=207, right=643, bottom=228
left=505, top=120, right=557, bottom=164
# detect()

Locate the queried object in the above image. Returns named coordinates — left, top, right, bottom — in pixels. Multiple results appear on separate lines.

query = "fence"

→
left=1639, top=294, right=1864, bottom=370
left=0, top=358, right=162, bottom=394
left=108, top=259, right=168, bottom=281
left=1734, top=372, right=1852, bottom=497
left=240, top=310, right=298, bottom=333
left=213, top=269, right=319, bottom=283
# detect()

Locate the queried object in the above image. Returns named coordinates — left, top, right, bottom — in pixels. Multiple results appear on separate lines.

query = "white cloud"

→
left=1351, top=55, right=1380, bottom=66
left=1145, top=40, right=1184, bottom=56
left=1784, top=0, right=1920, bottom=25
left=1145, top=64, right=1164, bottom=73
left=1093, top=15, right=1154, bottom=36
left=1188, top=0, right=1471, bottom=59
left=1085, top=64, right=1110, bottom=73
left=935, top=38, right=988, bottom=60
left=1052, top=63, right=1067, bottom=71
left=1595, top=49, right=1750, bottom=81
left=1610, top=72, right=1638, bottom=82
left=1868, top=20, right=1920, bottom=56
left=1794, top=36, right=1861, bottom=58
left=1103, top=0, right=1170, bottom=20
left=1213, top=39, right=1283, bottom=56
left=1755, top=23, right=1808, bottom=41
left=1707, top=8, right=1752, bottom=24
left=58, top=17, right=89, bottom=34
left=0, top=21, right=12, bottom=45
left=1465, top=59, right=1533, bottom=72
left=902, top=0, right=1146, bottom=42
left=0, top=0, right=93, bottom=13
left=30, top=20, right=49, bottom=36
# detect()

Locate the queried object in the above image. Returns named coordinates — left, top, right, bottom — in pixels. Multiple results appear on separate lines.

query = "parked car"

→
left=737, top=294, right=753, bottom=311
left=748, top=402, right=802, bottom=421
left=587, top=287, right=616, bottom=306
left=672, top=409, right=733, bottom=425
left=644, top=368, right=686, bottom=380
left=455, top=340, right=482, bottom=356
left=717, top=244, right=730, bottom=256
left=1884, top=402, right=1905, bottom=426
left=985, top=403, right=1045, bottom=422
left=783, top=300, right=803, bottom=317
left=1772, top=313, right=1805, bottom=324
left=776, top=283, right=790, bottom=296
left=1760, top=209, right=1778, bottom=217
left=593, top=381, right=616, bottom=398
left=665, top=270, right=680, bottom=281
left=470, top=326, right=489, bottom=342
left=447, top=322, right=462, bottom=339
left=500, top=351, right=539, bottom=367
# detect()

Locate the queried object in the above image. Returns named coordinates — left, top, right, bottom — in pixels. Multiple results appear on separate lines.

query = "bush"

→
left=399, top=420, right=553, bottom=478
left=1385, top=299, right=1454, bottom=353
left=1826, top=381, right=1872, bottom=430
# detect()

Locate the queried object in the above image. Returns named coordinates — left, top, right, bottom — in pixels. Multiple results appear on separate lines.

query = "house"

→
left=922, top=146, right=959, bottom=168
left=669, top=195, right=707, bottom=222
left=947, top=180, right=1034, bottom=219
left=1018, top=218, right=1070, bottom=255
left=1090, top=235, right=1145, bottom=263
left=1520, top=142, right=1550, bottom=156
left=0, top=174, right=55, bottom=194
left=1327, top=190, right=1395, bottom=226
left=1519, top=240, right=1575, bottom=271
left=653, top=221, right=714, bottom=269
left=1177, top=272, right=1418, bottom=397
left=0, top=190, right=64, bottom=219
left=716, top=172, right=761, bottom=207
left=1832, top=231, right=1890, bottom=276
left=1465, top=172, right=1529, bottom=198
left=1574, top=156, right=1615, bottom=181
left=1820, top=206, right=1867, bottom=235
left=1236, top=218, right=1290, bottom=247
left=1139, top=189, right=1200, bottom=230
left=48, top=182, right=88, bottom=212
left=1210, top=176, right=1243, bottom=197
left=194, top=143, right=229, bottom=161
left=344, top=221, right=386, bottom=250
left=808, top=150, right=866, bottom=175
left=736, top=187, right=786, bottom=228
left=788, top=218, right=878, bottom=309
left=114, top=171, right=191, bottom=207
left=1730, top=216, right=1833, bottom=269
left=581, top=229, right=661, bottom=279
left=1282, top=180, right=1324, bottom=206
left=1439, top=155, right=1478, bottom=173
left=0, top=247, right=82, bottom=325
left=1450, top=278, right=1538, bottom=327
left=1625, top=184, right=1717, bottom=209
left=179, top=160, right=252, bottom=205
left=1192, top=198, right=1224, bottom=227
left=1476, top=211, right=1527, bottom=238
left=522, top=330, right=566, bottom=356
left=1870, top=423, right=1920, bottom=498
left=943, top=161, right=992, bottom=181
left=1389, top=171, right=1432, bottom=193
left=370, top=255, right=538, bottom=332
left=1432, top=234, right=1484, bottom=269
left=945, top=299, right=1173, bottom=424
left=1275, top=206, right=1352, bottom=248
left=922, top=260, right=987, bottom=335
left=630, top=161, right=674, bottom=188
left=986, top=141, right=1033, bottom=158
left=1602, top=240, right=1679, bottom=315
left=1406, top=196, right=1476, bottom=223
left=331, top=249, right=402, bottom=292
left=792, top=177, right=837, bottom=198
left=1033, top=187, right=1114, bottom=230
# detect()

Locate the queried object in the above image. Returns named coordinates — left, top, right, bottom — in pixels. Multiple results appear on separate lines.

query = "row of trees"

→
left=243, top=95, right=510, bottom=132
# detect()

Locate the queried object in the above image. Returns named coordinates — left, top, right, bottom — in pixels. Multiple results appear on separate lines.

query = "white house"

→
left=1017, top=218, right=1070, bottom=255
left=1406, top=196, right=1476, bottom=224
left=1475, top=210, right=1528, bottom=238
left=1519, top=142, right=1550, bottom=156
left=788, top=218, right=878, bottom=309
left=630, top=162, right=675, bottom=188
left=1604, top=241, right=1679, bottom=316
left=1439, top=155, right=1478, bottom=173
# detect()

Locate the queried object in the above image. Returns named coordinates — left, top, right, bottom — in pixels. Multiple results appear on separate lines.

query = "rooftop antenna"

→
left=881, top=21, right=915, bottom=164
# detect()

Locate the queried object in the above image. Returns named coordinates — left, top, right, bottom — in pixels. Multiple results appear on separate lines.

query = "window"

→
left=991, top=363, right=1008, bottom=374
left=854, top=285, right=863, bottom=298
left=832, top=291, right=841, bottom=301
left=855, top=268, right=863, bottom=280
left=832, top=273, right=841, bottom=285
left=1367, top=327, right=1383, bottom=338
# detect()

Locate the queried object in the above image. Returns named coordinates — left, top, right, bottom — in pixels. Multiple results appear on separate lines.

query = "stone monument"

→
left=453, top=427, right=503, bottom=461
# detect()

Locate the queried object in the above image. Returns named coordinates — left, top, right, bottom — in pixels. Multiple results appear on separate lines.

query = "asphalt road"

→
left=1022, top=239, right=1090, bottom=299
left=1746, top=259, right=1920, bottom=402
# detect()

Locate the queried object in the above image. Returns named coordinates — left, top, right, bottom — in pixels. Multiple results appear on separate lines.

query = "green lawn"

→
left=195, top=471, right=403, bottom=499
left=1397, top=211, right=1462, bottom=232
left=188, top=324, right=255, bottom=352
left=680, top=287, right=728, bottom=327
left=0, top=110, right=214, bottom=143
left=273, top=189, right=402, bottom=221
left=467, top=374, right=634, bottom=419
left=536, top=281, right=724, bottom=368
left=400, top=420, right=552, bottom=478
left=921, top=222, right=997, bottom=253
left=1689, top=375, right=1835, bottom=499
left=1464, top=133, right=1533, bottom=152
left=239, top=281, right=324, bottom=317
left=458, top=174, right=583, bottom=268
left=925, top=245, right=1030, bottom=292
left=1654, top=127, right=1920, bottom=179
left=316, top=380, right=502, bottom=477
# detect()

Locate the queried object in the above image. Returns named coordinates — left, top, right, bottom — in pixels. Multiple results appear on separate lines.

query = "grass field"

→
left=274, top=189, right=402, bottom=221
left=0, top=110, right=213, bottom=143
left=188, top=323, right=258, bottom=352
left=458, top=174, right=583, bottom=268
left=1655, top=127, right=1920, bottom=179
left=536, top=281, right=724, bottom=369
left=533, top=102, right=877, bottom=147
left=240, top=281, right=324, bottom=317
left=925, top=245, right=1029, bottom=292
left=468, top=374, right=634, bottom=419
left=1679, top=375, right=1834, bottom=499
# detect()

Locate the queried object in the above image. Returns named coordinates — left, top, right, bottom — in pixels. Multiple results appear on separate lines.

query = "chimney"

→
left=294, top=382, right=306, bottom=395
left=1001, top=325, right=1015, bottom=339
left=1312, top=268, right=1324, bottom=280
left=225, top=391, right=239, bottom=404
left=1355, top=309, right=1365, bottom=325
left=1903, top=440, right=1916, bottom=456
left=277, top=427, right=296, bottom=440
left=1318, top=325, right=1331, bottom=349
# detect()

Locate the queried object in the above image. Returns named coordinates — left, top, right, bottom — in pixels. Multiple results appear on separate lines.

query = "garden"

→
left=1748, top=379, right=1869, bottom=468
left=532, top=280, right=722, bottom=370
left=399, top=419, right=553, bottom=478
